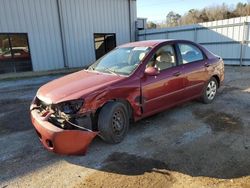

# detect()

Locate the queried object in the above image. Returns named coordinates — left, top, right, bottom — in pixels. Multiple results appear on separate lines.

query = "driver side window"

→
left=147, top=45, right=176, bottom=71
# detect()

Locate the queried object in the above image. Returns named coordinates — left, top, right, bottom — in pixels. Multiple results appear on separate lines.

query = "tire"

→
left=201, top=77, right=218, bottom=104
left=98, top=101, right=129, bottom=144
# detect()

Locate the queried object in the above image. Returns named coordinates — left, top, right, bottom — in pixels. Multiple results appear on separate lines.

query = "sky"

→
left=137, top=0, right=249, bottom=22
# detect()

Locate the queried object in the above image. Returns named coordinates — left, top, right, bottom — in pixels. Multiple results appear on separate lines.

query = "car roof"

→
left=119, top=39, right=216, bottom=59
left=119, top=39, right=194, bottom=48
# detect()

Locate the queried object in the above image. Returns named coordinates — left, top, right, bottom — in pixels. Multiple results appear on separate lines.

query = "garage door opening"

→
left=0, top=33, right=32, bottom=74
left=94, top=33, right=116, bottom=60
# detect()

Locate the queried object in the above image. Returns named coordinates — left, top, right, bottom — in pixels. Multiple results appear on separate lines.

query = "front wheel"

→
left=201, top=77, right=218, bottom=104
left=98, top=102, right=129, bottom=144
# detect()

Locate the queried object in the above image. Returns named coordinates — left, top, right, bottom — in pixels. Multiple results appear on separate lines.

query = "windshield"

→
left=88, top=47, right=151, bottom=76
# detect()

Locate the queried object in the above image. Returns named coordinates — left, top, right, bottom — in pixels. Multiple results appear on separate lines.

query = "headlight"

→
left=57, top=99, right=84, bottom=114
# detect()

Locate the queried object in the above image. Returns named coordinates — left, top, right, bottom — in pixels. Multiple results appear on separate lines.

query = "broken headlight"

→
left=56, top=99, right=84, bottom=114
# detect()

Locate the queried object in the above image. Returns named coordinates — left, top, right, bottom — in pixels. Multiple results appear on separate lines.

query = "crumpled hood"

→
left=37, top=70, right=124, bottom=104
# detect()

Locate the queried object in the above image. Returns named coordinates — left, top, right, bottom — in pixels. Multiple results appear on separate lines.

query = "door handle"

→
left=173, top=71, right=181, bottom=77
left=204, top=63, right=210, bottom=67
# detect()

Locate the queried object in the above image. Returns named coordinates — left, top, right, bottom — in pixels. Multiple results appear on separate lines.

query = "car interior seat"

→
left=139, top=52, right=146, bottom=62
left=156, top=51, right=175, bottom=70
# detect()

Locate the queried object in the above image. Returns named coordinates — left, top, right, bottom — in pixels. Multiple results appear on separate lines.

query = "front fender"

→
left=82, top=86, right=142, bottom=119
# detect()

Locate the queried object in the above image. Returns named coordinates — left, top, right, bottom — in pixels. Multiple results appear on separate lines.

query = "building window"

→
left=0, top=33, right=32, bottom=74
left=94, top=33, right=116, bottom=60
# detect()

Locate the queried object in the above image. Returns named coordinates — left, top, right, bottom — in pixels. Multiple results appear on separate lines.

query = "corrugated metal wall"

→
left=0, top=0, right=65, bottom=71
left=59, top=0, right=133, bottom=68
left=0, top=0, right=136, bottom=71
left=138, top=16, right=250, bottom=65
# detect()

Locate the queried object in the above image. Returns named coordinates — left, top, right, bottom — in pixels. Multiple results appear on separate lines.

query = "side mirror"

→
left=145, top=66, right=159, bottom=76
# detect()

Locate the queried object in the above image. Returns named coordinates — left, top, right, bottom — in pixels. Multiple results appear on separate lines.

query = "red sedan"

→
left=30, top=40, right=224, bottom=155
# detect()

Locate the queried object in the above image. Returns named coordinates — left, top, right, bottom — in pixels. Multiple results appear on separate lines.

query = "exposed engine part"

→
left=64, top=119, right=94, bottom=133
left=75, top=116, right=92, bottom=130
left=34, top=97, right=94, bottom=132
left=57, top=100, right=84, bottom=114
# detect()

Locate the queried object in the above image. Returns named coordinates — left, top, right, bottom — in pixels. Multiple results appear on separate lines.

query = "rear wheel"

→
left=98, top=102, right=129, bottom=144
left=201, top=77, right=218, bottom=104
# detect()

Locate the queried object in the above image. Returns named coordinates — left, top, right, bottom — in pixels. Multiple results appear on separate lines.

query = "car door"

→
left=141, top=43, right=185, bottom=117
left=176, top=43, right=209, bottom=100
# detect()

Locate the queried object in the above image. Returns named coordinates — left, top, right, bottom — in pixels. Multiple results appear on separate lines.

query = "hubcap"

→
left=112, top=110, right=125, bottom=135
left=206, top=80, right=217, bottom=100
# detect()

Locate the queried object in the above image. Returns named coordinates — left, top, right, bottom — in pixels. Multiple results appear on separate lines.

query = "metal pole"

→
left=166, top=30, right=168, bottom=39
left=128, top=0, right=132, bottom=42
left=194, top=26, right=197, bottom=42
left=56, top=0, right=68, bottom=68
left=135, top=21, right=138, bottom=41
left=240, top=21, right=247, bottom=66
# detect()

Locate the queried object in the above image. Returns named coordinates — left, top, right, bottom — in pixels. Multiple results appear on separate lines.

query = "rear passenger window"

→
left=178, top=43, right=204, bottom=64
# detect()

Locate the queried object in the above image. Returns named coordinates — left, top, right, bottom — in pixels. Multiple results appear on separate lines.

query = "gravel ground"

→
left=0, top=66, right=250, bottom=188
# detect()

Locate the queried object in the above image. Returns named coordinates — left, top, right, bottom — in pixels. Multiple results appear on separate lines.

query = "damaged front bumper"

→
left=30, top=103, right=98, bottom=155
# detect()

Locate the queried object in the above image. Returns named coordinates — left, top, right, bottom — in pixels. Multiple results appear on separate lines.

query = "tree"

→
left=147, top=21, right=157, bottom=29
left=180, top=9, right=203, bottom=25
left=162, top=2, right=250, bottom=28
left=234, top=2, right=250, bottom=16
left=166, top=11, right=181, bottom=27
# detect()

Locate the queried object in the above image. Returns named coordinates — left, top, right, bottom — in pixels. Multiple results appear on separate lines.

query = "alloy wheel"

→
left=206, top=80, right=217, bottom=100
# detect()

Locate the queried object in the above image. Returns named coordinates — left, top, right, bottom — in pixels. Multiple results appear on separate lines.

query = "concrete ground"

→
left=0, top=66, right=250, bottom=188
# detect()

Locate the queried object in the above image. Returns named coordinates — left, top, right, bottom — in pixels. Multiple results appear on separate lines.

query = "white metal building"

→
left=0, top=0, right=137, bottom=74
left=138, top=16, right=250, bottom=66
